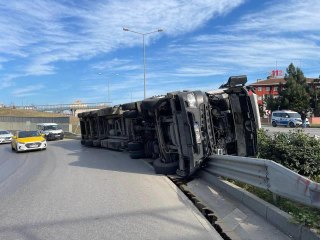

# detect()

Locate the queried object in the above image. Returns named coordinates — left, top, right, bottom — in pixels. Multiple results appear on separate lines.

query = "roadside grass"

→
left=229, top=179, right=320, bottom=233
left=0, top=108, right=65, bottom=117
left=232, top=128, right=320, bottom=234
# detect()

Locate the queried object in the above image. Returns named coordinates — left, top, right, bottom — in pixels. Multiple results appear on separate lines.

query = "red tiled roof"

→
left=249, top=77, right=317, bottom=86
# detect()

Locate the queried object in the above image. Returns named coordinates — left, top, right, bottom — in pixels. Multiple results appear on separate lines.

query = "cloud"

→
left=0, top=0, right=244, bottom=79
left=91, top=58, right=141, bottom=72
left=12, top=84, right=44, bottom=97
left=162, top=0, right=320, bottom=81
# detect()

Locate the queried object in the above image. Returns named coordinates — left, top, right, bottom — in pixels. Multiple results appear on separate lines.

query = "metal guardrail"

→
left=204, top=155, right=320, bottom=209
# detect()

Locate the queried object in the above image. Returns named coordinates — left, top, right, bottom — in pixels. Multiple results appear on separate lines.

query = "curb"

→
left=199, top=170, right=320, bottom=240
left=163, top=177, right=224, bottom=240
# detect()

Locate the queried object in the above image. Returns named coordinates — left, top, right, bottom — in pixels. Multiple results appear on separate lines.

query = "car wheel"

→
left=289, top=122, right=295, bottom=128
left=272, top=121, right=277, bottom=127
left=153, top=158, right=179, bottom=175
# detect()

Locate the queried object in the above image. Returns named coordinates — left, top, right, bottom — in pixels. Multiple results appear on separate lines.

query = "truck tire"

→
left=153, top=158, right=179, bottom=175
left=81, top=140, right=85, bottom=145
left=85, top=140, right=93, bottom=146
left=128, top=142, right=144, bottom=151
left=129, top=150, right=145, bottom=159
left=122, top=102, right=136, bottom=110
left=123, top=110, right=139, bottom=119
left=141, top=98, right=167, bottom=110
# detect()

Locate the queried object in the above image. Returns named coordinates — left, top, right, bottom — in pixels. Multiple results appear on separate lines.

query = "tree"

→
left=265, top=95, right=281, bottom=111
left=277, top=63, right=310, bottom=113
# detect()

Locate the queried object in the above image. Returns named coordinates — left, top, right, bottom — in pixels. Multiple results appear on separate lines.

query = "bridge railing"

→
left=15, top=102, right=110, bottom=112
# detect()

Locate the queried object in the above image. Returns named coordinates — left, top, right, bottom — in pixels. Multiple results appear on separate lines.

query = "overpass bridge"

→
left=16, top=102, right=110, bottom=116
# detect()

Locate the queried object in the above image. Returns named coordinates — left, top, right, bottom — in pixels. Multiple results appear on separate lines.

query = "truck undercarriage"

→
left=78, top=75, right=260, bottom=177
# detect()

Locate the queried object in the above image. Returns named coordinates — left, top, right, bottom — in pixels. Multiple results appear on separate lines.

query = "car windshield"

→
left=18, top=131, right=41, bottom=138
left=288, top=113, right=301, bottom=118
left=0, top=131, right=10, bottom=134
left=44, top=125, right=61, bottom=130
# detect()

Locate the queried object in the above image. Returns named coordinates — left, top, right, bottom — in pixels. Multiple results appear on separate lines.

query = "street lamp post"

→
left=123, top=27, right=163, bottom=99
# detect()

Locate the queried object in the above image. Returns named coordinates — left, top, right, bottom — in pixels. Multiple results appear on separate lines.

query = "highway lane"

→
left=263, top=126, right=320, bottom=136
left=0, top=140, right=221, bottom=240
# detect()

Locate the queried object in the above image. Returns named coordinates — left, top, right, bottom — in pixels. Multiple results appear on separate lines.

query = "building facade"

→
left=249, top=77, right=319, bottom=106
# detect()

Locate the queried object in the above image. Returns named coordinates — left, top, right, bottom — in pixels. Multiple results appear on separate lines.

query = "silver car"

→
left=0, top=130, right=13, bottom=143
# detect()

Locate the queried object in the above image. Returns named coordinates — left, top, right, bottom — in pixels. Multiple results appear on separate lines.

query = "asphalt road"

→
left=263, top=126, right=320, bottom=136
left=0, top=140, right=221, bottom=240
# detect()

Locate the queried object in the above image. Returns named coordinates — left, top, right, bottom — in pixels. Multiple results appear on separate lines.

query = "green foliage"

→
left=231, top=179, right=320, bottom=232
left=229, top=129, right=320, bottom=232
left=265, top=95, right=281, bottom=111
left=277, top=63, right=311, bottom=113
left=257, top=129, right=320, bottom=178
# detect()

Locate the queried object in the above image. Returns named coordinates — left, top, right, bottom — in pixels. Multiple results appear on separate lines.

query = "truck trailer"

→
left=78, top=75, right=260, bottom=177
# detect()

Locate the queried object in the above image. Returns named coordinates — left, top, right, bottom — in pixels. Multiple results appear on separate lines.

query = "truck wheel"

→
left=123, top=110, right=139, bottom=119
left=289, top=122, right=295, bottom=128
left=81, top=139, right=86, bottom=145
left=141, top=98, right=167, bottom=110
left=272, top=121, right=277, bottom=127
left=128, top=142, right=144, bottom=151
left=153, top=158, right=179, bottom=175
left=122, top=102, right=136, bottom=110
left=85, top=140, right=93, bottom=146
left=129, top=150, right=145, bottom=159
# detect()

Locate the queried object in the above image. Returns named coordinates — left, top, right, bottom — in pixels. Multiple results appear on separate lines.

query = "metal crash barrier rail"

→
left=203, top=155, right=320, bottom=209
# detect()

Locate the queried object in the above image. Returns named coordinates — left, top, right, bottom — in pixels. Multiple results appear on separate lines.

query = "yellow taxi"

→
left=11, top=130, right=47, bottom=152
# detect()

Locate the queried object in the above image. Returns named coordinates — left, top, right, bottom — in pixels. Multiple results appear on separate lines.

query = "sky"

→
left=0, top=0, right=320, bottom=106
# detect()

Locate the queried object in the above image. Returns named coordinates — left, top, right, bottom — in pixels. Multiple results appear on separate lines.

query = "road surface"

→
left=0, top=140, right=221, bottom=240
left=263, top=126, right=320, bottom=136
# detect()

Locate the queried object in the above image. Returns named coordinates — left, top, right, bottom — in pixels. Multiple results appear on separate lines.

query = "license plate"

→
left=29, top=144, right=38, bottom=148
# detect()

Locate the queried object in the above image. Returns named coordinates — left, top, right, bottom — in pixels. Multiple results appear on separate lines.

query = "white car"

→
left=36, top=123, right=64, bottom=140
left=271, top=110, right=310, bottom=128
left=0, top=130, right=13, bottom=143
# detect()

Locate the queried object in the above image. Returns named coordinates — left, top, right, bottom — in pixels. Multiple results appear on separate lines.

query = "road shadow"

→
left=0, top=205, right=206, bottom=240
left=50, top=139, right=156, bottom=176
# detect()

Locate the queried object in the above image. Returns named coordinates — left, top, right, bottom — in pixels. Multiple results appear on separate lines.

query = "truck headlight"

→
left=194, top=123, right=201, bottom=144
left=187, top=93, right=197, bottom=108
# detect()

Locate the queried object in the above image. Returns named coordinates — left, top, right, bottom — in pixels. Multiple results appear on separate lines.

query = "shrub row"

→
left=257, top=129, right=320, bottom=179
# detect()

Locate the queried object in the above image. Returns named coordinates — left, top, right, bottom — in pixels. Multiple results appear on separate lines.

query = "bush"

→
left=257, top=129, right=320, bottom=179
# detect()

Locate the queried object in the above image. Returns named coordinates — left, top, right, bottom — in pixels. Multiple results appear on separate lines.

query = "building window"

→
left=258, top=96, right=262, bottom=100
left=266, top=87, right=270, bottom=91
left=274, top=86, right=278, bottom=91
left=258, top=87, right=262, bottom=91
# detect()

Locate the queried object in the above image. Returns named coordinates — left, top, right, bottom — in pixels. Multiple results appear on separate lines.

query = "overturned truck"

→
left=78, top=76, right=260, bottom=177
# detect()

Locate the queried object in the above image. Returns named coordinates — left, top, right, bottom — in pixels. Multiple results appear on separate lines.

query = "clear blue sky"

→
left=0, top=0, right=319, bottom=106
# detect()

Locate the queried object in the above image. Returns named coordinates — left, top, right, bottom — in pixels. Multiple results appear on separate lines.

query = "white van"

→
left=36, top=123, right=64, bottom=140
left=271, top=110, right=310, bottom=128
